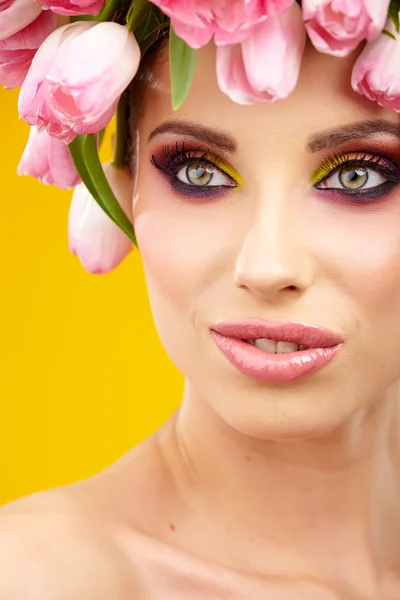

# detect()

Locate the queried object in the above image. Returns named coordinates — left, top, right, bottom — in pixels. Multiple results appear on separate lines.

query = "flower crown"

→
left=2, top=0, right=400, bottom=273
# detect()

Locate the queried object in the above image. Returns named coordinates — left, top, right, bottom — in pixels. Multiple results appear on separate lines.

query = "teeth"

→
left=247, top=339, right=309, bottom=354
left=276, top=341, right=299, bottom=354
left=255, top=338, right=277, bottom=353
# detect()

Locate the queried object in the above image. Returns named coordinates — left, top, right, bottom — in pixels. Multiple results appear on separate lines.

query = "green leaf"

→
left=113, top=89, right=130, bottom=168
left=68, top=135, right=99, bottom=200
left=388, top=0, right=400, bottom=34
left=169, top=24, right=197, bottom=111
left=97, top=127, right=106, bottom=150
left=126, top=0, right=148, bottom=32
left=68, top=134, right=136, bottom=245
left=382, top=28, right=397, bottom=40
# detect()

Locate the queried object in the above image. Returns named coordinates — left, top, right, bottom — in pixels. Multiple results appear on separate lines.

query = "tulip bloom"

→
left=37, top=0, right=106, bottom=16
left=18, top=21, right=140, bottom=143
left=217, top=2, right=305, bottom=104
left=352, top=19, right=400, bottom=111
left=0, top=0, right=43, bottom=41
left=149, top=0, right=294, bottom=48
left=0, top=10, right=59, bottom=88
left=68, top=163, right=133, bottom=274
left=302, top=0, right=391, bottom=57
left=18, top=126, right=81, bottom=188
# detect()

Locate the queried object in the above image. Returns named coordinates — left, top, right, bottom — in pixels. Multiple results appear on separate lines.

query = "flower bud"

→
left=19, top=21, right=140, bottom=143
left=18, top=126, right=81, bottom=188
left=0, top=0, right=43, bottom=41
left=303, top=0, right=391, bottom=57
left=0, top=10, right=59, bottom=89
left=217, top=2, right=305, bottom=104
left=68, top=163, right=133, bottom=274
left=150, top=0, right=294, bottom=48
left=352, top=18, right=400, bottom=111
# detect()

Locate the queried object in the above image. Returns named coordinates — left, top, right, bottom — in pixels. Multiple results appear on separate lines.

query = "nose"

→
left=234, top=192, right=314, bottom=302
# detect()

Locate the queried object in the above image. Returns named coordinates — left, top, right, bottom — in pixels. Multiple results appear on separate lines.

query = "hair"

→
left=127, top=37, right=169, bottom=174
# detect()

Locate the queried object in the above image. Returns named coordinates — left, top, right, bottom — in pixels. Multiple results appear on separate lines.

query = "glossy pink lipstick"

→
left=210, top=319, right=344, bottom=384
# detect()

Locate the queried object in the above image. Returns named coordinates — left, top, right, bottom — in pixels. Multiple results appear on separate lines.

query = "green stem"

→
left=126, top=0, right=148, bottom=32
left=97, top=127, right=107, bottom=149
left=70, top=14, right=97, bottom=22
left=112, top=89, right=130, bottom=168
left=97, top=0, right=121, bottom=23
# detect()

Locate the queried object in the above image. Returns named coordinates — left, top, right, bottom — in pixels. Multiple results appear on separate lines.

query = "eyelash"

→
left=150, top=142, right=239, bottom=199
left=150, top=143, right=400, bottom=204
left=313, top=152, right=400, bottom=201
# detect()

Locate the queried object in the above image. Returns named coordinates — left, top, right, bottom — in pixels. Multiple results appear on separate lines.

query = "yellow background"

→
left=0, top=88, right=182, bottom=506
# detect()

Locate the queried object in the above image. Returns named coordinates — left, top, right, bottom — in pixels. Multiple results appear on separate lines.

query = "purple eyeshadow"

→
left=170, top=177, right=233, bottom=201
left=150, top=142, right=238, bottom=201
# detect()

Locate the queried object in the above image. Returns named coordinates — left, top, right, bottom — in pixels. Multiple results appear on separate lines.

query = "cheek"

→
left=312, top=199, right=400, bottom=350
left=132, top=175, right=229, bottom=362
left=133, top=166, right=245, bottom=309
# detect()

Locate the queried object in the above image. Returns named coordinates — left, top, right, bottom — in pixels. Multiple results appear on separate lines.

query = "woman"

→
left=1, top=1, right=400, bottom=598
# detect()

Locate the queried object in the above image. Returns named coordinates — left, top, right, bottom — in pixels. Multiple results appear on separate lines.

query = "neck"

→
left=160, top=382, right=400, bottom=590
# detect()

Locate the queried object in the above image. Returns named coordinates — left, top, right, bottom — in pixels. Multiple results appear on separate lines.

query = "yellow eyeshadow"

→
left=310, top=163, right=332, bottom=186
left=310, top=152, right=368, bottom=186
left=202, top=151, right=244, bottom=188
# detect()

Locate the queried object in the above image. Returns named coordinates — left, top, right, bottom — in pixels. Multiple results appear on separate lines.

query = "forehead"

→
left=139, top=41, right=398, bottom=147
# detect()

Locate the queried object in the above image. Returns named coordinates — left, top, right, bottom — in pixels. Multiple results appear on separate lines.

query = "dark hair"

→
left=127, top=37, right=168, bottom=174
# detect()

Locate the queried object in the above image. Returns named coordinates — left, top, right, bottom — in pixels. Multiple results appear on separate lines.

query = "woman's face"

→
left=133, top=41, right=400, bottom=440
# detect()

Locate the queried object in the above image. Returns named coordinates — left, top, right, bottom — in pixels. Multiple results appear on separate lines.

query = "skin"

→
left=2, top=41, right=400, bottom=599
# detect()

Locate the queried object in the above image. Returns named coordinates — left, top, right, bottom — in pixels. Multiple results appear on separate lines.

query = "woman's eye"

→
left=176, top=161, right=235, bottom=187
left=317, top=164, right=387, bottom=191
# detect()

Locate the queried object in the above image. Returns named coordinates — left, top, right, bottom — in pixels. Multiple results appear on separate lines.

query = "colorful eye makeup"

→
left=150, top=141, right=400, bottom=205
left=312, top=152, right=400, bottom=202
left=150, top=142, right=243, bottom=200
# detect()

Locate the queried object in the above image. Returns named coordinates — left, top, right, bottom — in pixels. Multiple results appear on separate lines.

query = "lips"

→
left=210, top=318, right=343, bottom=349
left=209, top=318, right=344, bottom=384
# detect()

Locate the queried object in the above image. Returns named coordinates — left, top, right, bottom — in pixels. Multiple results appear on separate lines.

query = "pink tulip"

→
left=352, top=18, right=400, bottom=111
left=303, top=0, right=391, bottom=57
left=68, top=163, right=133, bottom=274
left=0, top=10, right=59, bottom=88
left=264, top=0, right=295, bottom=14
left=149, top=0, right=294, bottom=48
left=18, top=126, right=81, bottom=188
left=216, top=2, right=305, bottom=104
left=36, top=0, right=106, bottom=16
left=0, top=0, right=43, bottom=41
left=18, top=21, right=140, bottom=143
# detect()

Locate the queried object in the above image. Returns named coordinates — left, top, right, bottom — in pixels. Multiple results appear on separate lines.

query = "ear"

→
left=68, top=161, right=135, bottom=274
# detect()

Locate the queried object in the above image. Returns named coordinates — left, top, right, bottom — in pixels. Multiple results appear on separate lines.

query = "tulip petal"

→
left=217, top=3, right=305, bottom=104
left=46, top=22, right=140, bottom=123
left=303, top=0, right=391, bottom=57
left=0, top=0, right=42, bottom=41
left=40, top=0, right=105, bottom=16
left=0, top=48, right=35, bottom=87
left=150, top=0, right=285, bottom=48
left=19, top=21, right=140, bottom=142
left=68, top=162, right=133, bottom=274
left=352, top=18, right=400, bottom=111
left=0, top=11, right=59, bottom=89
left=17, top=126, right=81, bottom=188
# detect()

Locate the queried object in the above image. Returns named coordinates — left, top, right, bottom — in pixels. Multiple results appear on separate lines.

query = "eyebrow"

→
left=307, top=119, right=400, bottom=152
left=147, top=120, right=237, bottom=153
left=147, top=118, right=400, bottom=155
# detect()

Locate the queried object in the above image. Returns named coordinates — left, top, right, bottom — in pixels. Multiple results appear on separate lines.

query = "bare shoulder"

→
left=0, top=488, right=138, bottom=600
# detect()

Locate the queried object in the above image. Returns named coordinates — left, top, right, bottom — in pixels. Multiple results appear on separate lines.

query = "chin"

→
left=199, top=374, right=370, bottom=442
